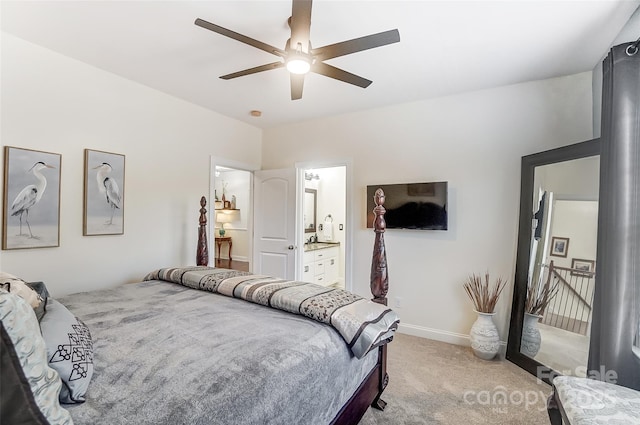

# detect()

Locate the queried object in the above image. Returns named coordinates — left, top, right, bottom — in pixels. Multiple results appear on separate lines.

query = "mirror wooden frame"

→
left=304, top=188, right=317, bottom=234
left=506, top=138, right=600, bottom=384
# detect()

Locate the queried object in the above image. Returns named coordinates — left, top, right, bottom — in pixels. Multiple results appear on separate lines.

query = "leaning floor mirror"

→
left=506, top=138, right=600, bottom=384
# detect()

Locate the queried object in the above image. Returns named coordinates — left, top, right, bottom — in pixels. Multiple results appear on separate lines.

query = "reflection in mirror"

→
left=304, top=188, right=317, bottom=233
left=523, top=156, right=599, bottom=376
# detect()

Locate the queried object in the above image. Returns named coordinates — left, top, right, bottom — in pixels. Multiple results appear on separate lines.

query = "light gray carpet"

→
left=360, top=334, right=551, bottom=424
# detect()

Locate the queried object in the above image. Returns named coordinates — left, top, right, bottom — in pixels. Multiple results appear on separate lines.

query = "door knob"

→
left=288, top=245, right=295, bottom=250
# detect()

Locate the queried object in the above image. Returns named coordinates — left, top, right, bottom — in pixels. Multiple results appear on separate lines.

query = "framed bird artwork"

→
left=83, top=149, right=125, bottom=236
left=2, top=146, right=62, bottom=250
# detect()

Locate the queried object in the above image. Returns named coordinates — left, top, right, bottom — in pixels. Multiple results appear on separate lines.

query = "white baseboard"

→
left=397, top=323, right=508, bottom=349
left=398, top=323, right=471, bottom=346
left=215, top=256, right=249, bottom=262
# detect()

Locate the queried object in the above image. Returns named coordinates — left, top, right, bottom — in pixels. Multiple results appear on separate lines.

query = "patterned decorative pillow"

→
left=0, top=289, right=73, bottom=424
left=41, top=298, right=94, bottom=404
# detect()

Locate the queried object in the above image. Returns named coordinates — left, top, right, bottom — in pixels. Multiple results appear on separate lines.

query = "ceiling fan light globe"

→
left=286, top=58, right=311, bottom=74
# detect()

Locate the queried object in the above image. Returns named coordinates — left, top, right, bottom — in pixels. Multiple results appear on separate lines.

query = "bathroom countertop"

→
left=303, top=242, right=340, bottom=252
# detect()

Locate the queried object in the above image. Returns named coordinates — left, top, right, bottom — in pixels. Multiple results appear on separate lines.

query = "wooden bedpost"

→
left=324, top=188, right=394, bottom=424
left=197, top=196, right=209, bottom=266
left=370, top=188, right=389, bottom=411
left=371, top=188, right=389, bottom=305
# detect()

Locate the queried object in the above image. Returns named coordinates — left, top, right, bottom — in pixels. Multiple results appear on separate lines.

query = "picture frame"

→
left=2, top=146, right=62, bottom=250
left=550, top=236, right=570, bottom=257
left=83, top=149, right=125, bottom=236
left=571, top=258, right=596, bottom=276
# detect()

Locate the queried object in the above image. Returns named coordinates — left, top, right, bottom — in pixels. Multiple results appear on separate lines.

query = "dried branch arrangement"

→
left=525, top=276, right=559, bottom=316
left=463, top=273, right=508, bottom=313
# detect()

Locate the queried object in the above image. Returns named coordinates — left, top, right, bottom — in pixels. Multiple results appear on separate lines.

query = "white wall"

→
left=262, top=72, right=594, bottom=346
left=316, top=167, right=346, bottom=243
left=0, top=34, right=261, bottom=295
left=534, top=156, right=600, bottom=201
left=549, top=200, right=599, bottom=271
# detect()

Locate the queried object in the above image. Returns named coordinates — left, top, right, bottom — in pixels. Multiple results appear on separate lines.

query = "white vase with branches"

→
left=521, top=312, right=542, bottom=357
left=463, top=273, right=508, bottom=360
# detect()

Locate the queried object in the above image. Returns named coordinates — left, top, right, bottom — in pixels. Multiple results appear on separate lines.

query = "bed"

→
left=0, top=189, right=397, bottom=425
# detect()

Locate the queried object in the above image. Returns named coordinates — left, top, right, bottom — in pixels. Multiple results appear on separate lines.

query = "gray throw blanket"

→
left=62, top=280, right=379, bottom=424
left=144, top=267, right=399, bottom=358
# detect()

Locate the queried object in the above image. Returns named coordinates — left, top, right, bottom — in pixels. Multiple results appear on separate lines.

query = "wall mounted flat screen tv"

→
left=366, top=182, right=448, bottom=230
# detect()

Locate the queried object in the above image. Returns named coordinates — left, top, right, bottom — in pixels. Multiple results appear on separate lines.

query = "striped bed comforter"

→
left=144, top=266, right=399, bottom=358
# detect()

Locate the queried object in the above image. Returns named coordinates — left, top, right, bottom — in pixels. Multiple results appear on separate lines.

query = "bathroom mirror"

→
left=506, top=138, right=600, bottom=384
left=304, top=188, right=317, bottom=233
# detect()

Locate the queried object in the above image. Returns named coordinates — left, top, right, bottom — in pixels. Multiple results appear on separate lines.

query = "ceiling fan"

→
left=195, top=0, right=400, bottom=100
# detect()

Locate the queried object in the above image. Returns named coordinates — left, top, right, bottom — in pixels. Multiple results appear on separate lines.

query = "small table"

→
left=215, top=236, right=232, bottom=261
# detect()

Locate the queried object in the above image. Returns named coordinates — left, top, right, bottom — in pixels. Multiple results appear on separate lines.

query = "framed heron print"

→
left=2, top=146, right=62, bottom=250
left=84, top=149, right=125, bottom=236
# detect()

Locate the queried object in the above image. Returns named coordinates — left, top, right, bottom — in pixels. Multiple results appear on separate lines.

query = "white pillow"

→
left=0, top=271, right=19, bottom=281
left=0, top=272, right=41, bottom=308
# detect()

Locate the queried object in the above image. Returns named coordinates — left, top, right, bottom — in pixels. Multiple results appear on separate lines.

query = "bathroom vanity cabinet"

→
left=302, top=243, right=340, bottom=287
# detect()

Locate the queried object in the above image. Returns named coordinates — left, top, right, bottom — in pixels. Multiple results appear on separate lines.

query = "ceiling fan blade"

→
left=311, top=62, right=372, bottom=88
left=311, top=29, right=400, bottom=61
left=290, top=73, right=305, bottom=100
left=220, top=61, right=285, bottom=80
left=289, top=0, right=312, bottom=52
left=195, top=18, right=286, bottom=57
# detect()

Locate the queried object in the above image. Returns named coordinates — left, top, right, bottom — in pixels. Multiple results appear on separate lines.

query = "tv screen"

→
left=366, top=182, right=448, bottom=230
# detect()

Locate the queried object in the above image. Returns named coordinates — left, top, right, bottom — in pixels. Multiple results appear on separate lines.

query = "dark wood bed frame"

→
left=196, top=188, right=390, bottom=424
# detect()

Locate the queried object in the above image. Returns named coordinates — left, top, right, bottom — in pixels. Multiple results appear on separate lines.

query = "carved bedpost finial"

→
left=197, top=196, right=209, bottom=266
left=199, top=196, right=207, bottom=225
left=373, top=189, right=386, bottom=234
left=370, top=188, right=389, bottom=305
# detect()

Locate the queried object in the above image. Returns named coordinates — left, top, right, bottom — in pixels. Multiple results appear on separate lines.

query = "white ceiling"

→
left=2, top=1, right=638, bottom=129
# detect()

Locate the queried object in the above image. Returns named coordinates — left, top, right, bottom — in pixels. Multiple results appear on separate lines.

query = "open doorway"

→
left=211, top=159, right=350, bottom=284
left=210, top=158, right=257, bottom=273
left=300, top=165, right=348, bottom=289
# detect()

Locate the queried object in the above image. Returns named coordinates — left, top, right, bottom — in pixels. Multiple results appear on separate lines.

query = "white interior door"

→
left=253, top=168, right=297, bottom=279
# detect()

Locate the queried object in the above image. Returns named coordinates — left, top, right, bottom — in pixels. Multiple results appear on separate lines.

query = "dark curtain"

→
left=589, top=41, right=640, bottom=390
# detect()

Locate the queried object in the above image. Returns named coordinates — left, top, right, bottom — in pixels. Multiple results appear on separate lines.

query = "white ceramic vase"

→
left=521, top=312, right=542, bottom=357
left=469, top=311, right=500, bottom=360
